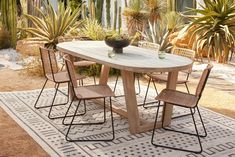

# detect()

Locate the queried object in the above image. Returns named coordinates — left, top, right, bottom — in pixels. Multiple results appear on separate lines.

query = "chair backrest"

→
left=172, top=47, right=195, bottom=73
left=172, top=47, right=195, bottom=60
left=195, top=64, right=213, bottom=98
left=138, top=41, right=160, bottom=51
left=63, top=54, right=78, bottom=90
left=39, top=47, right=59, bottom=80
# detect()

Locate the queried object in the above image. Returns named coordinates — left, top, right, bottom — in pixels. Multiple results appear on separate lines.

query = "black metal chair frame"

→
left=152, top=102, right=207, bottom=153
left=34, top=47, right=84, bottom=120
left=142, top=72, right=195, bottom=119
left=151, top=64, right=212, bottom=154
left=62, top=55, right=115, bottom=142
left=63, top=97, right=115, bottom=142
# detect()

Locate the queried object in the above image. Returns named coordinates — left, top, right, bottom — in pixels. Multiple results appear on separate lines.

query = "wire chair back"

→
left=63, top=55, right=78, bottom=90
left=138, top=41, right=160, bottom=51
left=195, top=64, right=213, bottom=98
left=172, top=47, right=195, bottom=73
left=39, top=47, right=59, bottom=81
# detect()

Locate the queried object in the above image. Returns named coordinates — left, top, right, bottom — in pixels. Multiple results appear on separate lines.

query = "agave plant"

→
left=189, top=0, right=235, bottom=63
left=142, top=20, right=172, bottom=52
left=123, top=0, right=149, bottom=36
left=21, top=1, right=81, bottom=49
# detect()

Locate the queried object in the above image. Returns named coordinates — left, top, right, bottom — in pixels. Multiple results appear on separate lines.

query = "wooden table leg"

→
left=162, top=71, right=178, bottom=126
left=121, top=70, right=140, bottom=134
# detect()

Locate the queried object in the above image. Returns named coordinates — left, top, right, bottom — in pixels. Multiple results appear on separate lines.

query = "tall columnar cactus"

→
left=96, top=0, right=104, bottom=24
left=81, top=3, right=87, bottom=19
left=0, top=0, right=17, bottom=48
left=118, top=6, right=122, bottom=35
left=106, top=0, right=111, bottom=28
left=113, top=0, right=118, bottom=30
left=88, top=0, right=96, bottom=19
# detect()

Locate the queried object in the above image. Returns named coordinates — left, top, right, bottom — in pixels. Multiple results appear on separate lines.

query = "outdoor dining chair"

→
left=151, top=64, right=213, bottom=154
left=34, top=47, right=86, bottom=120
left=137, top=41, right=160, bottom=106
left=62, top=54, right=115, bottom=142
left=143, top=47, right=195, bottom=112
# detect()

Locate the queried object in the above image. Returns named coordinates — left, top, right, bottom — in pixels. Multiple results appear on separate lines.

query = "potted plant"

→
left=105, top=5, right=132, bottom=54
left=189, top=0, right=235, bottom=63
left=105, top=32, right=130, bottom=53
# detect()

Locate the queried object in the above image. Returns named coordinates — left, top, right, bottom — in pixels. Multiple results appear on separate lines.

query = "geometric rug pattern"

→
left=0, top=84, right=235, bottom=157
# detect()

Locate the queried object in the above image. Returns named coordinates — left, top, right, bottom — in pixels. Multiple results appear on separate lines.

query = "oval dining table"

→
left=57, top=41, right=193, bottom=134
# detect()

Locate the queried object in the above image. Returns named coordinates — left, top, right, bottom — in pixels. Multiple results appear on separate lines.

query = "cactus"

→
left=95, top=0, right=104, bottom=24
left=106, top=0, right=111, bottom=28
left=118, top=6, right=122, bottom=35
left=113, top=0, right=118, bottom=31
left=0, top=0, right=17, bottom=48
left=91, top=0, right=96, bottom=19
left=88, top=0, right=96, bottom=19
left=81, top=3, right=87, bottom=19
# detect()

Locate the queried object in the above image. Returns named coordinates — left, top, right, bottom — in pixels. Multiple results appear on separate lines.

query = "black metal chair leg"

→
left=139, top=78, right=159, bottom=108
left=152, top=104, right=204, bottom=154
left=109, top=97, right=115, bottom=141
left=65, top=97, right=115, bottom=142
left=113, top=75, right=119, bottom=94
left=151, top=101, right=161, bottom=145
left=114, top=74, right=141, bottom=98
left=135, top=74, right=141, bottom=95
left=64, top=98, right=107, bottom=126
left=139, top=78, right=151, bottom=107
left=196, top=106, right=207, bottom=137
left=35, top=80, right=69, bottom=110
left=190, top=108, right=203, bottom=153
left=34, top=79, right=48, bottom=109
left=48, top=83, right=83, bottom=120
left=62, top=98, right=87, bottom=125
left=48, top=83, right=61, bottom=119
left=65, top=100, right=82, bottom=141
left=62, top=97, right=75, bottom=125
left=93, top=75, right=96, bottom=85
left=185, top=82, right=190, bottom=94
left=172, top=107, right=196, bottom=119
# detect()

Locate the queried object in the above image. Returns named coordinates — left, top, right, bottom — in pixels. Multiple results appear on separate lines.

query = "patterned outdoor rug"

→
left=0, top=84, right=235, bottom=157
